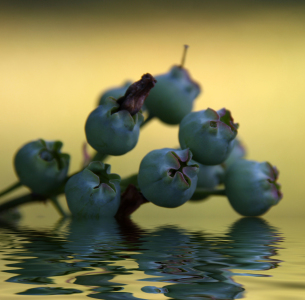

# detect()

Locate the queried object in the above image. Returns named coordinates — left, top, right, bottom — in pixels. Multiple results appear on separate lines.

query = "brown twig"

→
left=115, top=184, right=149, bottom=219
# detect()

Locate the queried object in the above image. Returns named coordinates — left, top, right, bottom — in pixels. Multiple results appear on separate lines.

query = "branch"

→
left=190, top=188, right=226, bottom=201
left=0, top=193, right=47, bottom=213
left=115, top=184, right=149, bottom=220
left=0, top=181, right=22, bottom=198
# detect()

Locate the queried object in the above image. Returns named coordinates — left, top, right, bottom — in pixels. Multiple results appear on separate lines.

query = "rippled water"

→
left=1, top=216, right=304, bottom=299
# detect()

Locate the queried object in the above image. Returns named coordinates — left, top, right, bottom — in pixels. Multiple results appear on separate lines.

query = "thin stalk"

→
left=191, top=188, right=226, bottom=201
left=91, top=152, right=109, bottom=163
left=180, top=45, right=189, bottom=68
left=0, top=181, right=22, bottom=198
left=0, top=193, right=46, bottom=213
left=50, top=196, right=68, bottom=218
left=120, top=174, right=139, bottom=193
left=140, top=113, right=155, bottom=128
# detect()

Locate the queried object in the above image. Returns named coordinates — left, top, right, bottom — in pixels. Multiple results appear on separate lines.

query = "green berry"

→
left=138, top=148, right=199, bottom=208
left=196, top=163, right=224, bottom=189
left=85, top=74, right=156, bottom=156
left=179, top=108, right=238, bottom=165
left=224, top=159, right=282, bottom=216
left=85, top=98, right=143, bottom=155
left=65, top=162, right=121, bottom=218
left=224, top=138, right=246, bottom=167
left=144, top=66, right=200, bottom=125
left=14, top=139, right=70, bottom=196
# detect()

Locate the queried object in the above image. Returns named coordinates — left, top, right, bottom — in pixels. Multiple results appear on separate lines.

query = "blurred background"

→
left=1, top=0, right=305, bottom=222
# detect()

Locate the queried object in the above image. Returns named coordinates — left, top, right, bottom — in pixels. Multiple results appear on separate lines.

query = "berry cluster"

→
left=0, top=47, right=282, bottom=219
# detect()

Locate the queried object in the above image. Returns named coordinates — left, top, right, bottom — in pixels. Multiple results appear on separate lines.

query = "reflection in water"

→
left=218, top=218, right=282, bottom=273
left=134, top=226, right=244, bottom=299
left=0, top=217, right=282, bottom=299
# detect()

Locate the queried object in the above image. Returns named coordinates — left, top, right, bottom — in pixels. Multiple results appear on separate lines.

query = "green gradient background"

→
left=1, top=0, right=305, bottom=220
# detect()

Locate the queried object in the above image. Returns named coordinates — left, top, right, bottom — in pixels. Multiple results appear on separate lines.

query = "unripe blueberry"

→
left=196, top=163, right=224, bottom=189
left=138, top=148, right=199, bottom=208
left=65, top=161, right=121, bottom=218
left=98, top=81, right=132, bottom=106
left=14, top=139, right=70, bottom=196
left=224, top=159, right=282, bottom=216
left=224, top=138, right=246, bottom=167
left=85, top=74, right=156, bottom=156
left=179, top=108, right=238, bottom=165
left=144, top=45, right=200, bottom=125
left=144, top=65, right=200, bottom=125
left=190, top=162, right=224, bottom=201
left=85, top=97, right=143, bottom=155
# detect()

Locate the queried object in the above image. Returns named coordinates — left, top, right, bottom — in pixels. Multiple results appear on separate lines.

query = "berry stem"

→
left=0, top=193, right=68, bottom=218
left=90, top=152, right=109, bottom=164
left=120, top=174, right=139, bottom=193
left=0, top=181, right=22, bottom=198
left=180, top=45, right=189, bottom=68
left=0, top=193, right=46, bottom=213
left=191, top=188, right=226, bottom=200
left=115, top=184, right=148, bottom=219
left=50, top=196, right=68, bottom=218
left=140, top=113, right=155, bottom=128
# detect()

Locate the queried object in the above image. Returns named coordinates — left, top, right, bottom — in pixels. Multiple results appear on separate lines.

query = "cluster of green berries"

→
left=11, top=47, right=282, bottom=219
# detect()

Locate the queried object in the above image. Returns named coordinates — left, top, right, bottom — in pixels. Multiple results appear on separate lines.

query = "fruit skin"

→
left=138, top=148, right=199, bottom=208
left=14, top=139, right=70, bottom=196
left=179, top=108, right=238, bottom=165
left=98, top=81, right=132, bottom=106
left=224, top=138, right=246, bottom=167
left=65, top=161, right=121, bottom=219
left=144, top=66, right=201, bottom=125
left=85, top=97, right=144, bottom=155
left=224, top=159, right=282, bottom=217
left=196, top=163, right=224, bottom=189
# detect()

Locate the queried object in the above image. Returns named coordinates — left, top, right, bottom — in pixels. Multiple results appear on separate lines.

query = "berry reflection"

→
left=0, top=217, right=282, bottom=299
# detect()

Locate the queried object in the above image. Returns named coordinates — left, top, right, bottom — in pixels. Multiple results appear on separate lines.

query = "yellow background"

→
left=1, top=1, right=305, bottom=220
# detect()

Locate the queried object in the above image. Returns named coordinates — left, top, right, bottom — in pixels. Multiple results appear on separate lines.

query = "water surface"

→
left=1, top=215, right=304, bottom=299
